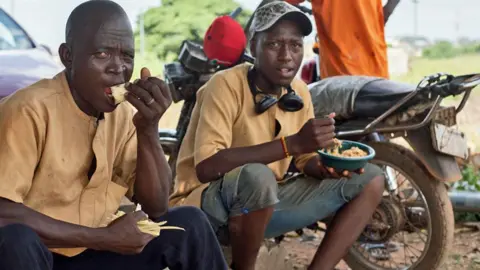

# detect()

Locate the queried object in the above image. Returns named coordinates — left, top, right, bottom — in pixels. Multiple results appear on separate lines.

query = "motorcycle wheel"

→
left=344, top=141, right=454, bottom=270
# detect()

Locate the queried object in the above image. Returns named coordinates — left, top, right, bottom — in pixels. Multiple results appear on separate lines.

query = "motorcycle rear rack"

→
left=337, top=96, right=442, bottom=138
left=336, top=75, right=473, bottom=138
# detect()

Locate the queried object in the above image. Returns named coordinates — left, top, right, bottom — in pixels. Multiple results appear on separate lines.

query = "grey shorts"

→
left=201, top=163, right=384, bottom=239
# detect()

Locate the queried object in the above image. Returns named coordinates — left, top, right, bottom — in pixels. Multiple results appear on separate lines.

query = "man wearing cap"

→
left=169, top=2, right=385, bottom=270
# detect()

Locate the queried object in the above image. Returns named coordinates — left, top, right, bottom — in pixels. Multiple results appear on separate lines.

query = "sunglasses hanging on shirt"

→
left=247, top=68, right=304, bottom=114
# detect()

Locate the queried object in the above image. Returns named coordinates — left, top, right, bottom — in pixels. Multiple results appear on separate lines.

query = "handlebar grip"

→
left=430, top=83, right=459, bottom=98
left=229, top=7, right=243, bottom=19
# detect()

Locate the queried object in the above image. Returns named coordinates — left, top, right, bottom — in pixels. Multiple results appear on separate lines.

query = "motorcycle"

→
left=158, top=3, right=480, bottom=270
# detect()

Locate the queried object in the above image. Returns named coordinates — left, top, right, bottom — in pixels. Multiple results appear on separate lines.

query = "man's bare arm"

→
left=124, top=68, right=172, bottom=222
left=196, top=118, right=336, bottom=183
left=132, top=130, right=171, bottom=221
left=196, top=137, right=293, bottom=183
left=0, top=198, right=106, bottom=249
left=383, top=0, right=400, bottom=25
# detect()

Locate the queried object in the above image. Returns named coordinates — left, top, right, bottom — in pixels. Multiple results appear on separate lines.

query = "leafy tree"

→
left=135, top=0, right=252, bottom=62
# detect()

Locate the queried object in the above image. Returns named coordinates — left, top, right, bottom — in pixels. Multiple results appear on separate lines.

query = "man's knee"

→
left=233, top=163, right=278, bottom=212
left=363, top=164, right=385, bottom=197
left=167, top=206, right=210, bottom=229
left=368, top=174, right=385, bottom=195
left=0, top=224, right=41, bottom=248
left=202, top=163, right=278, bottom=225
left=342, top=164, right=385, bottom=202
left=237, top=163, right=277, bottom=191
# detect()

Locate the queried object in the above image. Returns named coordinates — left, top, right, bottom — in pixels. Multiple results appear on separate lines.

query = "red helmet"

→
left=203, top=16, right=247, bottom=67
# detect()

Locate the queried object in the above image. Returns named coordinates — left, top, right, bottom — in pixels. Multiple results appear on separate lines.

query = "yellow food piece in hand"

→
left=111, top=84, right=128, bottom=105
left=111, top=211, right=185, bottom=237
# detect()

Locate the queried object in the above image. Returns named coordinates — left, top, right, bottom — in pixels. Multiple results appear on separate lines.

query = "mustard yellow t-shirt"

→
left=169, top=63, right=317, bottom=207
left=0, top=71, right=138, bottom=257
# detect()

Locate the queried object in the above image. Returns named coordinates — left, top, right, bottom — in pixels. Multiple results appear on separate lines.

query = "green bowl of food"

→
left=317, top=139, right=376, bottom=171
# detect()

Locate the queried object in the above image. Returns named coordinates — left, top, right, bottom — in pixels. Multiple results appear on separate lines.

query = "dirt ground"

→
left=274, top=224, right=480, bottom=270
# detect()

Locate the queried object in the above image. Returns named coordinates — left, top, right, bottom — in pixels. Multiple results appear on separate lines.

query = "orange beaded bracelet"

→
left=280, top=136, right=290, bottom=158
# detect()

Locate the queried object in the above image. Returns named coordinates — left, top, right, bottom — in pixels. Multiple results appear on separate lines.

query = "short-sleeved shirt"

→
left=286, top=0, right=389, bottom=79
left=169, top=63, right=317, bottom=207
left=0, top=71, right=137, bottom=257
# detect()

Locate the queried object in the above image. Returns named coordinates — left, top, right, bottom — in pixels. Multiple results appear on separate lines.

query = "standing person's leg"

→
left=201, top=163, right=280, bottom=270
left=264, top=163, right=385, bottom=270
left=0, top=224, right=54, bottom=270
left=52, top=206, right=228, bottom=270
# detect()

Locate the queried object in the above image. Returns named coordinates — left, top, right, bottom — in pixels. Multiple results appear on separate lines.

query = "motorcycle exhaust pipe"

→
left=448, top=190, right=480, bottom=212
left=407, top=190, right=480, bottom=212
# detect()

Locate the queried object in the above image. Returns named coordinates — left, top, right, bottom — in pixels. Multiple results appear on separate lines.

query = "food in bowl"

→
left=322, top=138, right=369, bottom=157
left=317, top=139, right=375, bottom=171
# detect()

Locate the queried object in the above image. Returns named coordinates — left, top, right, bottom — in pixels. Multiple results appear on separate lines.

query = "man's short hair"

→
left=65, top=0, right=129, bottom=45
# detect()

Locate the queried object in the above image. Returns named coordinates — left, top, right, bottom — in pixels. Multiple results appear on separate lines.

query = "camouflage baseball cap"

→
left=249, top=1, right=312, bottom=40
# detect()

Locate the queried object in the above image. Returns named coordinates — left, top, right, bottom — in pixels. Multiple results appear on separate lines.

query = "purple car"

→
left=0, top=8, right=63, bottom=100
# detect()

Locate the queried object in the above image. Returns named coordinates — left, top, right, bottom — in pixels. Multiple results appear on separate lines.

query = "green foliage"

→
left=458, top=43, right=480, bottom=55
left=422, top=40, right=459, bottom=59
left=422, top=40, right=480, bottom=60
left=392, top=54, right=480, bottom=85
left=454, top=210, right=480, bottom=223
left=135, top=0, right=252, bottom=63
left=456, top=165, right=480, bottom=192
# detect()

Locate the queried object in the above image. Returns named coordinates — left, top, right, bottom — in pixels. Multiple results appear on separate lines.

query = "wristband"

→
left=280, top=136, right=290, bottom=158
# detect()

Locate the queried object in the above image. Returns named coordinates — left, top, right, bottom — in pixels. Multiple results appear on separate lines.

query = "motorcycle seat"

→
left=309, top=76, right=421, bottom=121
left=352, top=79, right=421, bottom=118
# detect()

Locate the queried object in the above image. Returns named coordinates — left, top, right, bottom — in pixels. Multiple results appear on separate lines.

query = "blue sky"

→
left=1, top=0, right=479, bottom=54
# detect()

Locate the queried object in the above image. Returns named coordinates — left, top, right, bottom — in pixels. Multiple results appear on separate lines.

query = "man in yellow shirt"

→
left=287, top=0, right=400, bottom=79
left=170, top=2, right=385, bottom=270
left=0, top=1, right=227, bottom=269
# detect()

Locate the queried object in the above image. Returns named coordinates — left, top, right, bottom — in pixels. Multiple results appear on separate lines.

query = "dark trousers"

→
left=0, top=206, right=228, bottom=270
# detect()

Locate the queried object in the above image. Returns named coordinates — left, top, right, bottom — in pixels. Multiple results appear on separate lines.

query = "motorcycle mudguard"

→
left=405, top=126, right=462, bottom=183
